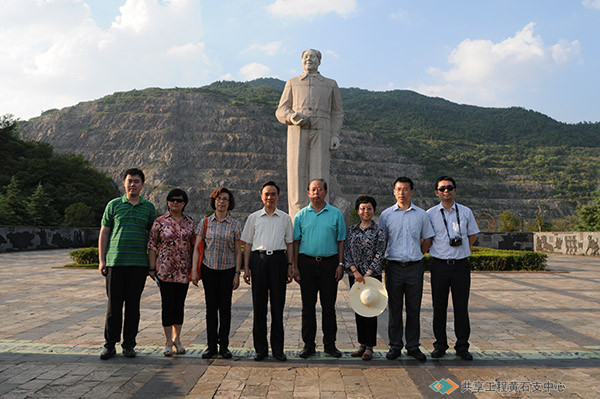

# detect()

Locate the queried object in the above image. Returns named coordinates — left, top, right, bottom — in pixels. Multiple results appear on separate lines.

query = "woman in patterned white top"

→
left=192, top=187, right=242, bottom=359
left=148, top=189, right=196, bottom=357
left=344, top=195, right=386, bottom=360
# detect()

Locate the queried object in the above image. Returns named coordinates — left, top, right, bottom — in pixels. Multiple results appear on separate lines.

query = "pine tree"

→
left=27, top=182, right=60, bottom=226
left=0, top=176, right=29, bottom=225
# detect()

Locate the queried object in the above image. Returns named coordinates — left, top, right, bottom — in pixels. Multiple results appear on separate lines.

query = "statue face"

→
left=302, top=50, right=320, bottom=73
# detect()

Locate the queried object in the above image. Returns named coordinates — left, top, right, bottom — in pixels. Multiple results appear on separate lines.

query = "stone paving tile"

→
left=1, top=250, right=600, bottom=398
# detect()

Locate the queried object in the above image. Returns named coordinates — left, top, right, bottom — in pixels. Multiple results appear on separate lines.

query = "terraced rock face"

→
left=19, top=87, right=575, bottom=226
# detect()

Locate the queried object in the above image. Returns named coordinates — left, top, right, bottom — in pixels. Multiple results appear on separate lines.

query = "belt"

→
left=388, top=260, right=421, bottom=267
left=253, top=250, right=286, bottom=256
left=431, top=257, right=468, bottom=265
left=300, top=254, right=337, bottom=262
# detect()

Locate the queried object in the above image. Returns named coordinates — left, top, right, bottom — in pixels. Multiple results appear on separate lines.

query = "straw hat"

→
left=348, top=276, right=388, bottom=317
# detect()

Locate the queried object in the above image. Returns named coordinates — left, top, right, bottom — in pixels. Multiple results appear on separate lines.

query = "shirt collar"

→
left=393, top=202, right=414, bottom=212
left=260, top=207, right=280, bottom=217
left=299, top=71, right=324, bottom=81
left=121, top=195, right=146, bottom=205
left=209, top=213, right=232, bottom=224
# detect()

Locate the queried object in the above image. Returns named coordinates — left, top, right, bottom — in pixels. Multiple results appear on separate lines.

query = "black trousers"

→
left=158, top=280, right=189, bottom=327
left=104, top=267, right=148, bottom=349
left=385, top=261, right=424, bottom=351
left=349, top=274, right=380, bottom=347
left=430, top=258, right=471, bottom=352
left=201, top=264, right=235, bottom=350
left=298, top=254, right=339, bottom=349
left=250, top=251, right=288, bottom=355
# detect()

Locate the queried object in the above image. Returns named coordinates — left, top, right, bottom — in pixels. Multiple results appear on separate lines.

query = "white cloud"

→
left=239, top=62, right=271, bottom=81
left=325, top=49, right=339, bottom=59
left=0, top=0, right=211, bottom=120
left=582, top=0, right=600, bottom=10
left=414, top=23, right=581, bottom=106
left=266, top=0, right=357, bottom=17
left=243, top=41, right=283, bottom=56
left=220, top=73, right=235, bottom=81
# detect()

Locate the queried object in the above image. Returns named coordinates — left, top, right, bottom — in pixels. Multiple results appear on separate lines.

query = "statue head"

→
left=301, top=49, right=321, bottom=73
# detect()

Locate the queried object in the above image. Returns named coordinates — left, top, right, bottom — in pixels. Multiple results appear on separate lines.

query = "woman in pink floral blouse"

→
left=148, top=189, right=196, bottom=357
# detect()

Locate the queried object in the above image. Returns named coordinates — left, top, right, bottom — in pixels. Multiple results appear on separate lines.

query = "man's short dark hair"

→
left=261, top=181, right=280, bottom=195
left=307, top=179, right=327, bottom=191
left=355, top=195, right=377, bottom=212
left=435, top=176, right=457, bottom=190
left=394, top=176, right=414, bottom=190
left=123, top=168, right=145, bottom=183
left=210, top=187, right=236, bottom=211
left=167, top=188, right=188, bottom=211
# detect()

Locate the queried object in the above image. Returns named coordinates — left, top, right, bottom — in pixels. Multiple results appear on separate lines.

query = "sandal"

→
left=163, top=345, right=173, bottom=357
left=362, top=347, right=373, bottom=361
left=173, top=342, right=186, bottom=355
left=351, top=345, right=366, bottom=357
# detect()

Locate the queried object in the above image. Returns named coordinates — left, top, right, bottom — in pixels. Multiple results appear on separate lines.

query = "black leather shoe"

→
left=324, top=345, right=342, bottom=358
left=298, top=347, right=316, bottom=359
left=253, top=352, right=267, bottom=361
left=407, top=349, right=427, bottom=362
left=273, top=353, right=287, bottom=361
left=122, top=347, right=136, bottom=358
left=457, top=350, right=473, bottom=361
left=431, top=348, right=446, bottom=358
left=201, top=348, right=217, bottom=359
left=386, top=348, right=402, bottom=360
left=219, top=347, right=232, bottom=359
left=100, top=347, right=116, bottom=360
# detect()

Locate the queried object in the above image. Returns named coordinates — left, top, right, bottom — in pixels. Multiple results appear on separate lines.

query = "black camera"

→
left=449, top=237, right=463, bottom=247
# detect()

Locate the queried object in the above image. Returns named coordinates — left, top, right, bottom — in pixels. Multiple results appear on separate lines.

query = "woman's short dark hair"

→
left=209, top=187, right=235, bottom=211
left=167, top=188, right=188, bottom=211
left=355, top=195, right=377, bottom=212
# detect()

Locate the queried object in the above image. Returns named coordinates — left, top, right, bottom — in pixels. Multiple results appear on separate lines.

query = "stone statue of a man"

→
left=276, top=49, right=344, bottom=220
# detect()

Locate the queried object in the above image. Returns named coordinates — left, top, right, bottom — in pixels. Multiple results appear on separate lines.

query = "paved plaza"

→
left=0, top=249, right=599, bottom=398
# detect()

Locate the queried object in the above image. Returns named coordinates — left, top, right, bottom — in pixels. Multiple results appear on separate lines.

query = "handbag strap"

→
left=202, top=217, right=208, bottom=240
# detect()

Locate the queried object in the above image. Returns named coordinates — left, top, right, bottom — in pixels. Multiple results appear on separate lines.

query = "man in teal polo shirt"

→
left=98, top=168, right=157, bottom=360
left=293, top=179, right=346, bottom=358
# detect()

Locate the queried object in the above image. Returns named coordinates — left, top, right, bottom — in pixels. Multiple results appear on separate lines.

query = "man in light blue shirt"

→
left=379, top=176, right=434, bottom=362
left=293, top=179, right=346, bottom=358
left=427, top=176, right=479, bottom=361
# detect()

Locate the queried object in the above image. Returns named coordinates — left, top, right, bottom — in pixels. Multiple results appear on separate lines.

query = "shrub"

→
left=69, top=247, right=99, bottom=264
left=419, top=247, right=547, bottom=272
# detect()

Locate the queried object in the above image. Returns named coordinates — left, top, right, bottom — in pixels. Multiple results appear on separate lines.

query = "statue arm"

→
left=330, top=81, right=344, bottom=137
left=276, top=81, right=294, bottom=125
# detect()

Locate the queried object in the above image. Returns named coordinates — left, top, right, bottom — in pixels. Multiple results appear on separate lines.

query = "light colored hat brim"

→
left=348, top=276, right=388, bottom=317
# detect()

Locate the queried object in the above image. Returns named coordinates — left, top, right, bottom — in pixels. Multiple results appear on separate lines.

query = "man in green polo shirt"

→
left=98, top=168, right=157, bottom=360
left=293, top=179, right=346, bottom=358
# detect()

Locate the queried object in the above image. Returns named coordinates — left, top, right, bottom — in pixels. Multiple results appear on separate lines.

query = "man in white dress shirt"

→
left=427, top=176, right=479, bottom=361
left=241, top=181, right=294, bottom=361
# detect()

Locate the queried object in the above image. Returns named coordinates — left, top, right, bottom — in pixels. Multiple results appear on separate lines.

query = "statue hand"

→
left=290, top=112, right=309, bottom=127
left=330, top=136, right=340, bottom=150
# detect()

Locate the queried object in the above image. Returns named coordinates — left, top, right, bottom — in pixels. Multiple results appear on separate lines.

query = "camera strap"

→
left=440, top=204, right=461, bottom=238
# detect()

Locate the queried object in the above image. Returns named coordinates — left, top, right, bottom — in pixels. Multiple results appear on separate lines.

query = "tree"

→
left=0, top=176, right=29, bottom=225
left=64, top=202, right=97, bottom=227
left=497, top=211, right=520, bottom=232
left=27, top=182, right=60, bottom=226
left=574, top=194, right=600, bottom=231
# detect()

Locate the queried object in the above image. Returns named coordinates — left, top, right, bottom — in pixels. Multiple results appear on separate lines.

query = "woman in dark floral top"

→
left=148, top=189, right=195, bottom=357
left=344, top=195, right=386, bottom=360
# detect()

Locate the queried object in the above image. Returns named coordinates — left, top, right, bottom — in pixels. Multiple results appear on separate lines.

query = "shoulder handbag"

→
left=190, top=217, right=208, bottom=279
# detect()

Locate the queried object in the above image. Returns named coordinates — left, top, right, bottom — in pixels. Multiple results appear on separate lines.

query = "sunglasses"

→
left=437, top=185, right=455, bottom=192
left=168, top=198, right=185, bottom=203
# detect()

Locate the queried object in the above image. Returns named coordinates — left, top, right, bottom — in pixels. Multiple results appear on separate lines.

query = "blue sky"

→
left=1, top=0, right=598, bottom=123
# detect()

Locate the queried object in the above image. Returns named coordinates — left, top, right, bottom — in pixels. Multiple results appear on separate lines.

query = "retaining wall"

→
left=533, top=232, right=600, bottom=256
left=0, top=226, right=99, bottom=252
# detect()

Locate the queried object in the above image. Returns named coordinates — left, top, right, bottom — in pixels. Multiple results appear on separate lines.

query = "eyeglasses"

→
left=168, top=198, right=185, bottom=203
left=437, top=185, right=455, bottom=192
left=216, top=197, right=230, bottom=202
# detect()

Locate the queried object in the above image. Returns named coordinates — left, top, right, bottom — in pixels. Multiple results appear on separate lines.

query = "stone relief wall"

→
left=0, top=226, right=99, bottom=253
left=534, top=232, right=600, bottom=256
